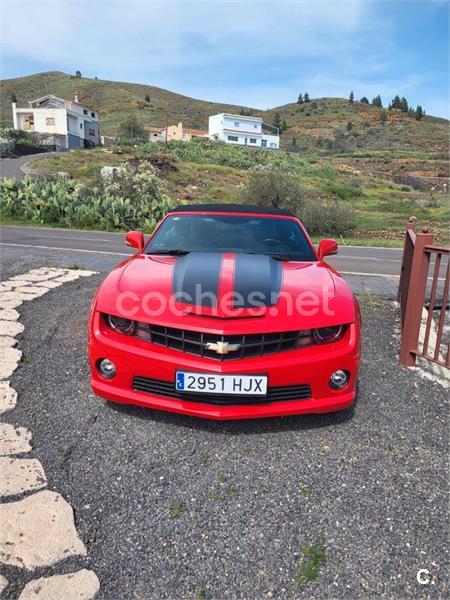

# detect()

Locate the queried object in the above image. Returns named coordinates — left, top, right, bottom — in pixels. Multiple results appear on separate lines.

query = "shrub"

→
left=300, top=198, right=356, bottom=236
left=0, top=162, right=174, bottom=231
left=245, top=165, right=305, bottom=213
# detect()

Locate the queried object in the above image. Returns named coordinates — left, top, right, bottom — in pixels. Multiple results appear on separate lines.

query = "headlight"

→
left=107, top=314, right=135, bottom=335
left=313, top=325, right=344, bottom=344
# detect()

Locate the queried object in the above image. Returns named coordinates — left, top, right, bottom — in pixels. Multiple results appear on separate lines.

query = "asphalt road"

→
left=1, top=263, right=447, bottom=599
left=0, top=153, right=59, bottom=180
left=0, top=225, right=403, bottom=277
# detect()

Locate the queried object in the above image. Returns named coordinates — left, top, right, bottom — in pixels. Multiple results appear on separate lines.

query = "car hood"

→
left=96, top=253, right=356, bottom=333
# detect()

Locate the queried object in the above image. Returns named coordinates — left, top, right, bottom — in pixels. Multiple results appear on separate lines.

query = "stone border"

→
left=0, top=268, right=100, bottom=598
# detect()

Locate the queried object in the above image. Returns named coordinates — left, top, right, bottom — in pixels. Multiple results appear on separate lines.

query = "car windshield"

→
left=145, top=214, right=317, bottom=261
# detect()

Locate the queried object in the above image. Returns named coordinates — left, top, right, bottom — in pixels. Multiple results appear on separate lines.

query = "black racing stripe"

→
left=233, top=254, right=282, bottom=308
left=172, top=252, right=223, bottom=307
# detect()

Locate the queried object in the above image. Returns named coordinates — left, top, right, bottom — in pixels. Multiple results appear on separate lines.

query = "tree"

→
left=372, top=94, right=383, bottom=107
left=391, top=95, right=401, bottom=109
left=144, top=94, right=150, bottom=103
left=118, top=116, right=147, bottom=142
left=400, top=97, right=408, bottom=112
left=291, top=135, right=297, bottom=148
left=10, top=93, right=17, bottom=103
left=346, top=121, right=353, bottom=131
left=415, top=105, right=424, bottom=121
left=281, top=118, right=288, bottom=132
left=297, top=93, right=304, bottom=104
left=272, top=112, right=282, bottom=131
left=360, top=96, right=369, bottom=104
left=75, top=70, right=82, bottom=78
left=349, top=91, right=354, bottom=103
left=380, top=109, right=387, bottom=123
left=304, top=92, right=310, bottom=102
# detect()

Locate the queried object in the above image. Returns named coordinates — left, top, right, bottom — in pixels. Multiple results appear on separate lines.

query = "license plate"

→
left=175, top=372, right=267, bottom=395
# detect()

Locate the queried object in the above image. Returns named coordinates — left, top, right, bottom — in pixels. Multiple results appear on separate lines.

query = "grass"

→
left=169, top=499, right=184, bottom=519
left=295, top=536, right=327, bottom=586
left=299, top=486, right=310, bottom=498
left=13, top=143, right=447, bottom=245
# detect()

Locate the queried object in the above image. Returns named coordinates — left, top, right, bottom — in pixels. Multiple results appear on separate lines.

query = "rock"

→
left=33, top=281, right=64, bottom=289
left=0, top=308, right=20, bottom=321
left=0, top=299, right=23, bottom=309
left=0, top=382, right=17, bottom=414
left=0, top=490, right=87, bottom=570
left=0, top=457, right=47, bottom=498
left=14, top=287, right=49, bottom=298
left=0, top=423, right=32, bottom=456
left=0, top=320, right=24, bottom=337
left=18, top=569, right=100, bottom=599
left=0, top=335, right=17, bottom=347
left=0, top=575, right=8, bottom=594
left=0, top=347, right=22, bottom=379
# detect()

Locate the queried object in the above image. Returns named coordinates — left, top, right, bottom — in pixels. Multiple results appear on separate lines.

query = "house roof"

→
left=183, top=127, right=208, bottom=136
left=145, top=126, right=163, bottom=132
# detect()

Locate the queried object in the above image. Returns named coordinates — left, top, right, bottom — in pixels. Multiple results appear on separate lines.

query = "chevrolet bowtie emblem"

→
left=206, top=341, right=241, bottom=354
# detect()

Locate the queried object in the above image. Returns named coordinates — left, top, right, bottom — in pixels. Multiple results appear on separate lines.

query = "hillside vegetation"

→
left=1, top=71, right=448, bottom=245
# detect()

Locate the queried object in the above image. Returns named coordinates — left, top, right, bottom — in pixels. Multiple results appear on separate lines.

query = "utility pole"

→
left=165, top=101, right=170, bottom=149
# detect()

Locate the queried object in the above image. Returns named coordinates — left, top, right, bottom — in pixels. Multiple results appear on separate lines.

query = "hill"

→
left=1, top=72, right=448, bottom=158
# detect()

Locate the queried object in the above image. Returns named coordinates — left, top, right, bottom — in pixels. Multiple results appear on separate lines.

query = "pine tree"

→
left=144, top=94, right=150, bottom=103
left=291, top=135, right=297, bottom=148
left=297, top=93, right=303, bottom=104
left=304, top=92, right=310, bottom=102
left=360, top=96, right=369, bottom=104
left=400, top=97, right=408, bottom=112
left=75, top=70, right=82, bottom=78
left=346, top=121, right=353, bottom=131
left=415, top=105, right=424, bottom=121
left=349, top=91, right=354, bottom=103
left=10, top=93, right=17, bottom=103
left=273, top=112, right=282, bottom=130
left=372, top=95, right=383, bottom=108
left=391, top=95, right=401, bottom=109
left=380, top=109, right=387, bottom=123
left=281, top=118, right=288, bottom=132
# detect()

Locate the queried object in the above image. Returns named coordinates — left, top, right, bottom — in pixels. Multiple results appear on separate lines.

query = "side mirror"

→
left=318, top=239, right=338, bottom=260
left=126, top=230, right=144, bottom=253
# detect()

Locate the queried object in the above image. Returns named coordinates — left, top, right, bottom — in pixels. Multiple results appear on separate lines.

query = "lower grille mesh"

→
left=132, top=376, right=311, bottom=406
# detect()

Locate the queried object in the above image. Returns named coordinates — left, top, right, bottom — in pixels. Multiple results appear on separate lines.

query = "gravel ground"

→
left=0, top=257, right=448, bottom=599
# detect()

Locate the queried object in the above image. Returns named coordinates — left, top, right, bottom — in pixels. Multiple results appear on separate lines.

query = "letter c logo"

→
left=416, top=569, right=431, bottom=585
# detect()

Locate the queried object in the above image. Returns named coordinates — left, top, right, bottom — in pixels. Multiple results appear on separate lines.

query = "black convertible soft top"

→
left=170, top=203, right=295, bottom=217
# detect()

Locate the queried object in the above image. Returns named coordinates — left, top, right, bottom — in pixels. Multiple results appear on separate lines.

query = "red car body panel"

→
left=88, top=208, right=361, bottom=420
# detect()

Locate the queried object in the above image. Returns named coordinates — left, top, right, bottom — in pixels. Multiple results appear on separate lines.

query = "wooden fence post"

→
left=399, top=226, right=434, bottom=366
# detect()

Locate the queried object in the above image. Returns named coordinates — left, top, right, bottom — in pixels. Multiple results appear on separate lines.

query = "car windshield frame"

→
left=145, top=213, right=317, bottom=262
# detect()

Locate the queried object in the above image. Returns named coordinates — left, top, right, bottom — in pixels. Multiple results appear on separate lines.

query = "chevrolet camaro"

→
left=88, top=204, right=361, bottom=420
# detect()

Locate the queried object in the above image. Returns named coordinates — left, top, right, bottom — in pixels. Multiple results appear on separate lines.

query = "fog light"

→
left=97, top=358, right=116, bottom=379
left=329, top=369, right=349, bottom=390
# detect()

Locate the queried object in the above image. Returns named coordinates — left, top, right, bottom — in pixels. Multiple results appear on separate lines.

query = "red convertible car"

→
left=89, top=204, right=361, bottom=420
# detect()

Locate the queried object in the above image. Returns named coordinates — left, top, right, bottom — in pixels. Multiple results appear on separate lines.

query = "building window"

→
left=91, top=112, right=95, bottom=118
left=233, top=121, right=240, bottom=127
left=249, top=138, right=257, bottom=144
left=46, top=117, right=55, bottom=126
left=89, top=128, right=95, bottom=136
left=261, top=140, right=267, bottom=148
left=270, top=142, right=277, bottom=148
left=80, top=123, right=83, bottom=129
left=83, top=109, right=88, bottom=115
left=227, top=135, right=238, bottom=142
left=254, top=124, right=258, bottom=128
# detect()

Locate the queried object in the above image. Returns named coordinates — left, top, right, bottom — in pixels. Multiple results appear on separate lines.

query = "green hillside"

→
left=1, top=72, right=448, bottom=158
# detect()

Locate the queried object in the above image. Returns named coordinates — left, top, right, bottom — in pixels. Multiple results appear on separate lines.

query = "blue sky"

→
left=1, top=0, right=448, bottom=117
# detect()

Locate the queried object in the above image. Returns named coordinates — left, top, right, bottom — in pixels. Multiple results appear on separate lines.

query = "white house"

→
left=12, top=93, right=99, bottom=150
left=208, top=113, right=279, bottom=149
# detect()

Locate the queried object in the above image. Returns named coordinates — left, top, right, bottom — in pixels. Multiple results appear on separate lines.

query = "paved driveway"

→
left=0, top=152, right=59, bottom=180
left=0, top=247, right=448, bottom=599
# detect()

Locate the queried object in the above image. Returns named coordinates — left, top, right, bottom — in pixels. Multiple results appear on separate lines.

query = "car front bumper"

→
left=89, top=319, right=360, bottom=420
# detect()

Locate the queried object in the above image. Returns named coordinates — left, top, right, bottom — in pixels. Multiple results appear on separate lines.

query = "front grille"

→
left=134, top=323, right=310, bottom=361
left=132, top=376, right=311, bottom=405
